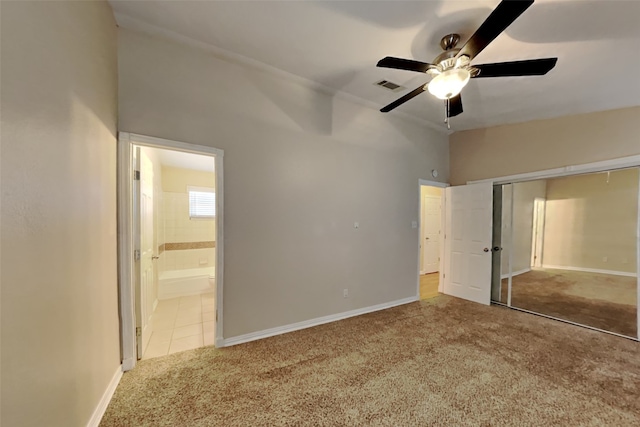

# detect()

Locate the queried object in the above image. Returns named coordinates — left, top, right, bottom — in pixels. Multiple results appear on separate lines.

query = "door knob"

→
left=483, top=248, right=489, bottom=252
left=152, top=256, right=160, bottom=260
left=492, top=246, right=502, bottom=252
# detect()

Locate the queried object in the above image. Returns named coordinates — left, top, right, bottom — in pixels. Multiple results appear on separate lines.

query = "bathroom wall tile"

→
left=165, top=255, right=176, bottom=271
left=176, top=250, right=186, bottom=267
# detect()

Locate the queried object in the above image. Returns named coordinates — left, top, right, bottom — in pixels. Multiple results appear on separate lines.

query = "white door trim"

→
left=117, top=132, right=225, bottom=371
left=117, top=135, right=135, bottom=370
left=530, top=197, right=546, bottom=268
left=636, top=168, right=640, bottom=338
left=417, top=179, right=449, bottom=299
left=468, top=154, right=640, bottom=185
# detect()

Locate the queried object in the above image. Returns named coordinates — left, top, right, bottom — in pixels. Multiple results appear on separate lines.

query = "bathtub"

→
left=158, top=267, right=215, bottom=300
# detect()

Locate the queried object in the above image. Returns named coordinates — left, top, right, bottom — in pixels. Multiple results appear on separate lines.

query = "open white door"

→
left=136, top=150, right=155, bottom=358
left=443, top=182, right=493, bottom=305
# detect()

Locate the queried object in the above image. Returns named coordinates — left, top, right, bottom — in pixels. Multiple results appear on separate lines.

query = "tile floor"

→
left=142, top=292, right=215, bottom=360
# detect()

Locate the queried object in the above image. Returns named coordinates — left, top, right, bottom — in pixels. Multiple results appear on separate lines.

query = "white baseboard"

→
left=542, top=265, right=636, bottom=277
left=420, top=270, right=438, bottom=275
left=221, top=296, right=418, bottom=347
left=501, top=268, right=531, bottom=279
left=86, top=365, right=122, bottom=427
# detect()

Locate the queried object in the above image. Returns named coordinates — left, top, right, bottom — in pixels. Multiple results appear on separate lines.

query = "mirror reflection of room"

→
left=497, top=168, right=638, bottom=338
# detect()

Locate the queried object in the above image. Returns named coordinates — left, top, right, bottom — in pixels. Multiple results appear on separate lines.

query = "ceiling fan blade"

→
left=457, top=0, right=534, bottom=61
left=380, top=84, right=427, bottom=112
left=447, top=94, right=463, bottom=118
left=377, top=56, right=435, bottom=73
left=472, top=58, right=558, bottom=78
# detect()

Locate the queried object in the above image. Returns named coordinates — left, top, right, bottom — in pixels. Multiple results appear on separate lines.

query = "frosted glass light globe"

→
left=427, top=68, right=471, bottom=100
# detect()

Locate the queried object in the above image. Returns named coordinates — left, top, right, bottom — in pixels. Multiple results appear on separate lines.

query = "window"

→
left=188, top=186, right=215, bottom=218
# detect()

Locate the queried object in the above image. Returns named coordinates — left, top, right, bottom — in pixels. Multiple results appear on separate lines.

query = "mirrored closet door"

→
left=492, top=168, right=639, bottom=339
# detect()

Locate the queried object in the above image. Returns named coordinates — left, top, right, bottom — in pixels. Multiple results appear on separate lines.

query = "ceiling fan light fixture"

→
left=427, top=68, right=470, bottom=100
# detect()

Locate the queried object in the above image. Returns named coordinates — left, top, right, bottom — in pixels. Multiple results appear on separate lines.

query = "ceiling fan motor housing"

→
left=429, top=34, right=477, bottom=76
left=440, top=33, right=460, bottom=51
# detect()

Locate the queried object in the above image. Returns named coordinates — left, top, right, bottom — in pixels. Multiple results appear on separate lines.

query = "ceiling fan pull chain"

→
left=445, top=99, right=451, bottom=130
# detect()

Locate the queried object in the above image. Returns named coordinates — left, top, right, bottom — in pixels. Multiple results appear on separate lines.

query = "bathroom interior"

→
left=136, top=145, right=217, bottom=359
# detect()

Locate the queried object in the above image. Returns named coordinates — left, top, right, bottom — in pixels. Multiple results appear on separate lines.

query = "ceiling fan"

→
left=377, top=0, right=557, bottom=126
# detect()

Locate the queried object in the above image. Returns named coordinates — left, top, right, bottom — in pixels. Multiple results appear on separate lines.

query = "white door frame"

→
left=417, top=179, right=449, bottom=299
left=530, top=197, right=546, bottom=268
left=118, top=132, right=225, bottom=371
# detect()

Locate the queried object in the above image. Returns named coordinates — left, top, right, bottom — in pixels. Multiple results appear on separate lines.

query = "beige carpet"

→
left=500, top=268, right=637, bottom=337
left=101, top=296, right=640, bottom=426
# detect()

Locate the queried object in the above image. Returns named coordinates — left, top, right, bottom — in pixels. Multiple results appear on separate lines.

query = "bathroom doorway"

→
left=418, top=180, right=447, bottom=300
left=118, top=133, right=224, bottom=370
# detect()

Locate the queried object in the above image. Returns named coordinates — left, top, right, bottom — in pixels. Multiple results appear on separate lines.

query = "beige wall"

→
left=1, top=2, right=119, bottom=426
left=118, top=29, right=450, bottom=338
left=162, top=165, right=215, bottom=193
left=449, top=107, right=640, bottom=185
left=501, top=180, right=548, bottom=275
left=542, top=168, right=638, bottom=274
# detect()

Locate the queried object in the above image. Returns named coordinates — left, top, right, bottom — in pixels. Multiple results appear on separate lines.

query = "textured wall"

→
left=118, top=28, right=449, bottom=339
left=1, top=1, right=119, bottom=425
left=449, top=107, right=640, bottom=185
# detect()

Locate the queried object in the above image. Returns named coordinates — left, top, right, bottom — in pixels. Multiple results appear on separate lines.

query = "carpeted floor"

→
left=500, top=269, right=637, bottom=337
left=101, top=295, right=640, bottom=426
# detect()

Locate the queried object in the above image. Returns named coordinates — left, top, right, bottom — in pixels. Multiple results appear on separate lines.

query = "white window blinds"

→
left=188, top=187, right=215, bottom=218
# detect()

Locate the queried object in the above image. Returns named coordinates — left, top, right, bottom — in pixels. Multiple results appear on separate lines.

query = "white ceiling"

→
left=110, top=0, right=640, bottom=131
